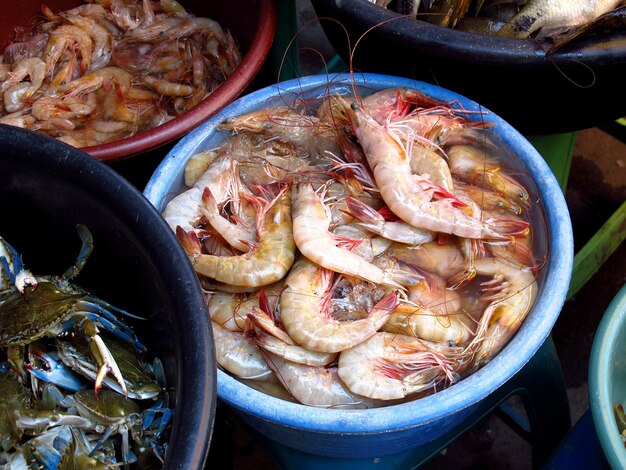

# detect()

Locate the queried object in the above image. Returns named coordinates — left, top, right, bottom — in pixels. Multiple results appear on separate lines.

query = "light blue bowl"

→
left=589, top=284, right=626, bottom=469
left=144, top=74, right=573, bottom=459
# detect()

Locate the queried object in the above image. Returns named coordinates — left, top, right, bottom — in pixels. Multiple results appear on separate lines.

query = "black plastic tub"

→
left=310, top=0, right=626, bottom=134
left=0, top=125, right=215, bottom=469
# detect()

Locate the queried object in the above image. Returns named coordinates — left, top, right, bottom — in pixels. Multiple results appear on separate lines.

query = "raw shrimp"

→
left=0, top=114, right=35, bottom=128
left=292, top=184, right=409, bottom=289
left=61, top=11, right=114, bottom=70
left=382, top=303, right=475, bottom=345
left=340, top=96, right=513, bottom=240
left=254, top=331, right=337, bottom=367
left=142, top=76, right=194, bottom=97
left=178, top=190, right=296, bottom=288
left=199, top=188, right=257, bottom=253
left=212, top=321, right=272, bottom=380
left=209, top=284, right=282, bottom=332
left=31, top=96, right=96, bottom=121
left=162, top=153, right=233, bottom=232
left=465, top=257, right=538, bottom=368
left=280, top=256, right=398, bottom=353
left=219, top=106, right=338, bottom=160
left=345, top=196, right=434, bottom=245
left=226, top=133, right=312, bottom=187
left=0, top=58, right=46, bottom=96
left=388, top=240, right=469, bottom=280
left=3, top=83, right=32, bottom=113
left=262, top=351, right=381, bottom=408
left=42, top=25, right=93, bottom=75
left=338, top=332, right=459, bottom=400
left=183, top=150, right=218, bottom=187
left=127, top=16, right=223, bottom=42
left=333, top=223, right=393, bottom=262
left=409, top=143, right=454, bottom=192
left=447, top=144, right=530, bottom=210
left=360, top=87, right=446, bottom=124
left=453, top=179, right=524, bottom=216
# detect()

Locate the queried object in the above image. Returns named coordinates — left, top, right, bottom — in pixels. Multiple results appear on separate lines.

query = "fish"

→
left=496, top=0, right=624, bottom=38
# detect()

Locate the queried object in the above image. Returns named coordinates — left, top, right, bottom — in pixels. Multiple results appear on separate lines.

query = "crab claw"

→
left=83, top=319, right=128, bottom=398
left=25, top=348, right=83, bottom=393
left=91, top=333, right=128, bottom=398
left=15, top=269, right=37, bottom=293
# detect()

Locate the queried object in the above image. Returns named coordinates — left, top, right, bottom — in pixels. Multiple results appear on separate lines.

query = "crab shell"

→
left=0, top=281, right=88, bottom=346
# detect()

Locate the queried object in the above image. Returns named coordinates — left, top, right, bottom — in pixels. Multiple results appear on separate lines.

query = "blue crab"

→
left=0, top=225, right=146, bottom=398
left=30, top=335, right=163, bottom=400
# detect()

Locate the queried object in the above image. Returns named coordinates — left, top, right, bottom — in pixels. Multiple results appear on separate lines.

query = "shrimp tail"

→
left=414, top=176, right=467, bottom=208
left=368, top=292, right=400, bottom=323
left=247, top=307, right=294, bottom=345
left=486, top=217, right=530, bottom=239
left=446, top=266, right=478, bottom=290
left=345, top=195, right=384, bottom=226
left=201, top=186, right=218, bottom=213
left=386, top=268, right=424, bottom=287
left=176, top=226, right=202, bottom=256
left=332, top=234, right=363, bottom=251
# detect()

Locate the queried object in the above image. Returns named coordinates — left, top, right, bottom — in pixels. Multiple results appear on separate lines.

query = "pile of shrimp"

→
left=162, top=84, right=547, bottom=408
left=0, top=0, right=241, bottom=147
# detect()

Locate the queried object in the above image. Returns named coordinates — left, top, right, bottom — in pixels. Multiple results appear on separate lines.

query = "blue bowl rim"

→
left=145, top=73, right=573, bottom=434
left=589, top=283, right=626, bottom=468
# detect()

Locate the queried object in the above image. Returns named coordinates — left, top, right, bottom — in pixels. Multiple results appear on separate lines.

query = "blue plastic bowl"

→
left=144, top=74, right=573, bottom=459
left=589, top=284, right=626, bottom=469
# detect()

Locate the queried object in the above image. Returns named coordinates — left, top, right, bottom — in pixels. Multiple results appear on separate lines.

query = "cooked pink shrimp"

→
left=280, top=256, right=398, bottom=353
left=292, top=184, right=410, bottom=289
left=340, top=96, right=514, bottom=240
left=338, top=332, right=460, bottom=400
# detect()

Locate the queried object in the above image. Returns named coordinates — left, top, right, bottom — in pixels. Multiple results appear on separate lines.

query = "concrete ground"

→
left=204, top=2, right=626, bottom=468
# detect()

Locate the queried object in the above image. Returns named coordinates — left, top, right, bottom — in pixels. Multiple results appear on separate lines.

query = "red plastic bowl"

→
left=0, top=0, right=276, bottom=161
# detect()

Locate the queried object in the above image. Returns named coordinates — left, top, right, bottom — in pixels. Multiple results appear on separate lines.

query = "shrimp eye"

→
left=263, top=122, right=272, bottom=131
left=447, top=340, right=456, bottom=347
left=497, top=201, right=504, bottom=207
left=343, top=124, right=351, bottom=134
left=350, top=102, right=359, bottom=110
left=223, top=117, right=234, bottom=125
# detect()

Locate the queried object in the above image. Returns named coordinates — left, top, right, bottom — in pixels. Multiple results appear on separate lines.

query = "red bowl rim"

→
left=83, top=0, right=277, bottom=162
